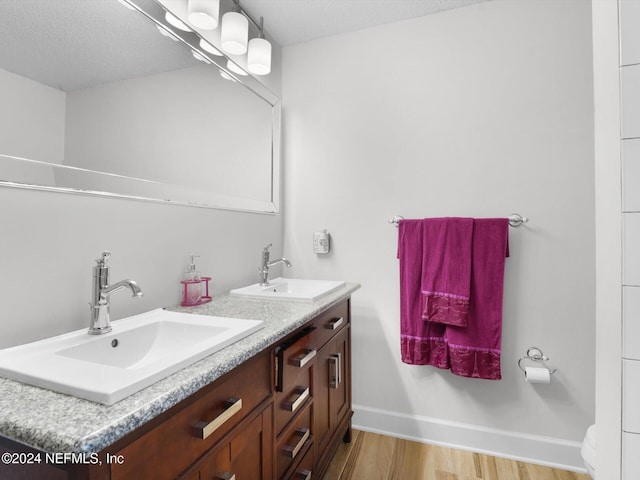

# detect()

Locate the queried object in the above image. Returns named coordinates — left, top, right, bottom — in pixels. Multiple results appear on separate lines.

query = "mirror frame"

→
left=0, top=0, right=281, bottom=214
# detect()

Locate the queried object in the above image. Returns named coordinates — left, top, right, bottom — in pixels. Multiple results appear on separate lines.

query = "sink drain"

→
left=111, top=339, right=119, bottom=348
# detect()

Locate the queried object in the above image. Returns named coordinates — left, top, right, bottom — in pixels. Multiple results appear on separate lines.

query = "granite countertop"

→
left=0, top=282, right=360, bottom=454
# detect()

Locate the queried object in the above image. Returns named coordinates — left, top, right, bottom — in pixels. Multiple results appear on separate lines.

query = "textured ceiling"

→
left=0, top=0, right=194, bottom=91
left=240, top=0, right=490, bottom=47
left=0, top=0, right=489, bottom=92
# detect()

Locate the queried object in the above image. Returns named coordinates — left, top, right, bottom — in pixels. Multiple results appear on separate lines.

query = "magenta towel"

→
left=398, top=217, right=510, bottom=380
left=447, top=218, right=509, bottom=380
left=398, top=220, right=449, bottom=369
left=421, top=218, right=473, bottom=327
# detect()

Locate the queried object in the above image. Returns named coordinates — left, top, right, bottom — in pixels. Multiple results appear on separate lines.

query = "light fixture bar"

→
left=232, top=0, right=264, bottom=35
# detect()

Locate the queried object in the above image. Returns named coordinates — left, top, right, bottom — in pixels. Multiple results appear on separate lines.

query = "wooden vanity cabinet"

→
left=0, top=297, right=352, bottom=480
left=273, top=299, right=352, bottom=480
left=109, top=350, right=272, bottom=480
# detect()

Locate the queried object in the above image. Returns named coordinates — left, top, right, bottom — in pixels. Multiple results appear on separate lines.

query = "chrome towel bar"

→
left=388, top=213, right=529, bottom=228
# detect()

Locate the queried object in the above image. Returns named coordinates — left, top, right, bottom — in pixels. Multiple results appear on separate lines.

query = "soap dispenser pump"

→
left=180, top=254, right=212, bottom=306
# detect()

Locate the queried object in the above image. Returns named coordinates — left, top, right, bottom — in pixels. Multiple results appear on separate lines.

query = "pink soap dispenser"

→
left=180, top=254, right=212, bottom=306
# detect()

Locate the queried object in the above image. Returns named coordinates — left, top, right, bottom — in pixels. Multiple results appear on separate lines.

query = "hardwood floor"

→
left=322, top=430, right=590, bottom=480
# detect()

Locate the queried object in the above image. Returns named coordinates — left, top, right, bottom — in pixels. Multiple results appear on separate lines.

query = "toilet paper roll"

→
left=524, top=366, right=551, bottom=384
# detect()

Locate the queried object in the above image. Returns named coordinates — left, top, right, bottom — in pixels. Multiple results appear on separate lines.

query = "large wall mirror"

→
left=0, top=0, right=280, bottom=213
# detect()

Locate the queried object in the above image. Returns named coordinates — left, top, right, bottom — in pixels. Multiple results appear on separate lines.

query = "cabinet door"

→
left=313, top=326, right=350, bottom=459
left=330, top=327, right=350, bottom=428
left=179, top=406, right=273, bottom=480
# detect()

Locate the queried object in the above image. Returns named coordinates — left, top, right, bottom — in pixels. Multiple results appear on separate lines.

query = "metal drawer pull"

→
left=326, top=317, right=344, bottom=330
left=194, top=397, right=243, bottom=440
left=290, top=348, right=317, bottom=368
left=214, top=474, right=235, bottom=480
left=284, top=386, right=310, bottom=413
left=283, top=428, right=310, bottom=459
left=296, top=469, right=312, bottom=480
left=329, top=353, right=341, bottom=389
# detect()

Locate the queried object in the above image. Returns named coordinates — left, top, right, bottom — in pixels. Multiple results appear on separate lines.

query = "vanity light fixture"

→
left=247, top=17, right=271, bottom=75
left=165, top=11, right=193, bottom=32
left=187, top=0, right=220, bottom=30
left=226, top=59, right=248, bottom=76
left=192, top=50, right=210, bottom=63
left=157, top=1, right=272, bottom=76
left=220, top=70, right=237, bottom=82
left=199, top=39, right=223, bottom=56
left=156, top=24, right=180, bottom=41
left=221, top=0, right=249, bottom=55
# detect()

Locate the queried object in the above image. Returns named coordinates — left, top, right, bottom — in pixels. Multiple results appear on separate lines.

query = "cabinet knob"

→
left=194, top=397, right=243, bottom=440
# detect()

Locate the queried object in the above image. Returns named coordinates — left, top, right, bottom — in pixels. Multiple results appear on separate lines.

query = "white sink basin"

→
left=0, top=309, right=263, bottom=405
left=230, top=277, right=345, bottom=302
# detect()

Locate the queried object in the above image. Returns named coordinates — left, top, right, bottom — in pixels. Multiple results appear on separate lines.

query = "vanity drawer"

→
left=286, top=439, right=314, bottom=480
left=275, top=334, right=314, bottom=435
left=307, top=300, right=349, bottom=350
left=276, top=402, right=312, bottom=479
left=111, top=351, right=271, bottom=480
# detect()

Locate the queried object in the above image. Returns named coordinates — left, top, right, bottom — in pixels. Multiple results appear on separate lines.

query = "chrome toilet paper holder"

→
left=517, top=347, right=557, bottom=375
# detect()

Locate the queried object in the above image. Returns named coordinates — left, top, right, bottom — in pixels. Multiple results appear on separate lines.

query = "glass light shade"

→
left=220, top=70, right=236, bottom=82
left=226, top=59, right=248, bottom=76
left=187, top=0, right=219, bottom=30
left=192, top=51, right=209, bottom=63
left=247, top=37, right=271, bottom=75
left=199, top=39, right=223, bottom=56
left=156, top=25, right=179, bottom=41
left=165, top=11, right=192, bottom=32
left=221, top=11, right=248, bottom=55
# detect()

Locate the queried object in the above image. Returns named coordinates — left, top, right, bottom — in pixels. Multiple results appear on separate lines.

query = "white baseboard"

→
left=352, top=404, right=587, bottom=473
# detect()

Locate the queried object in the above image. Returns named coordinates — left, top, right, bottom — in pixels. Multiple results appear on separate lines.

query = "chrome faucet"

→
left=259, top=243, right=291, bottom=286
left=89, top=251, right=143, bottom=335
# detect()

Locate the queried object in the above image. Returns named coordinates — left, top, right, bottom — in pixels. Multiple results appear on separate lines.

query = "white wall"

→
left=0, top=186, right=283, bottom=348
left=0, top=68, right=65, bottom=165
left=283, top=0, right=594, bottom=470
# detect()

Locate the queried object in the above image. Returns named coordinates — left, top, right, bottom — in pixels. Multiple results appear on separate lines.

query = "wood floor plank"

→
left=515, top=461, right=534, bottom=480
left=321, top=429, right=590, bottom=480
left=523, top=461, right=590, bottom=480
left=322, top=429, right=361, bottom=480
left=425, top=444, right=479, bottom=478
left=434, top=471, right=459, bottom=480
left=337, top=429, right=365, bottom=480
left=472, top=451, right=499, bottom=480
left=340, top=431, right=396, bottom=480
left=387, top=437, right=430, bottom=479
left=472, top=453, right=484, bottom=479
left=493, top=455, right=525, bottom=480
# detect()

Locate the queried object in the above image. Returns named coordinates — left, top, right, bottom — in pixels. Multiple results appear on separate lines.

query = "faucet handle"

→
left=96, top=251, right=111, bottom=266
left=263, top=243, right=272, bottom=253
